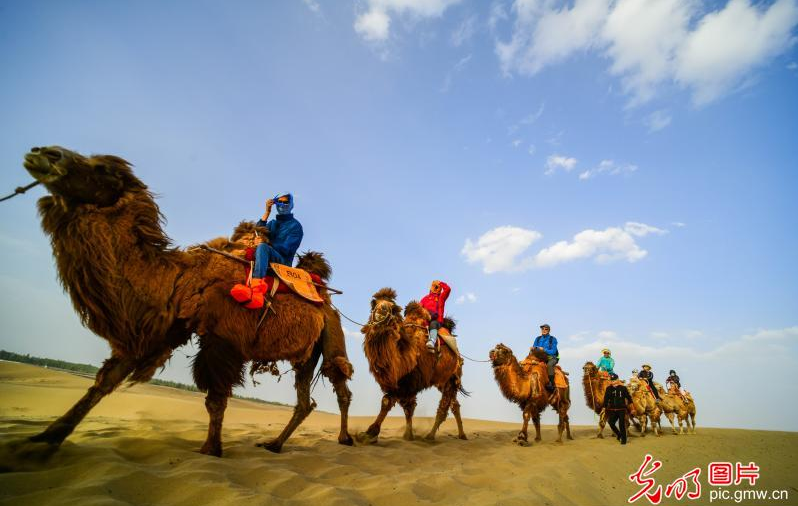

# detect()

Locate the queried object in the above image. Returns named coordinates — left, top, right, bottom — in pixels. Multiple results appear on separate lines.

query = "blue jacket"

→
left=257, top=214, right=303, bottom=265
left=533, top=334, right=559, bottom=358
left=597, top=356, right=615, bottom=374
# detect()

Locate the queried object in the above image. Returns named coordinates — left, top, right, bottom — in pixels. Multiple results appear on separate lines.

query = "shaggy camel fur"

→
left=21, top=146, right=353, bottom=456
left=582, top=362, right=613, bottom=438
left=656, top=384, right=697, bottom=434
left=655, top=384, right=687, bottom=434
left=359, top=288, right=467, bottom=443
left=628, top=379, right=661, bottom=437
left=489, top=344, right=573, bottom=444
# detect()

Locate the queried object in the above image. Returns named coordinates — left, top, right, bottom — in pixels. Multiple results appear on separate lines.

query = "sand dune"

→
left=1, top=361, right=796, bottom=506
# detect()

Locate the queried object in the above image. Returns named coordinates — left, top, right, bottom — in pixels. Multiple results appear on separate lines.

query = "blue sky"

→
left=1, top=0, right=797, bottom=430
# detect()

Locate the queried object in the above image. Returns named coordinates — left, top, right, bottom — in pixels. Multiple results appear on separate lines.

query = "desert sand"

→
left=0, top=361, right=796, bottom=506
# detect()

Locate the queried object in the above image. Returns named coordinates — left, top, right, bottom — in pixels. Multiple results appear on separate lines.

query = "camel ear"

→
left=391, top=304, right=401, bottom=315
left=370, top=298, right=376, bottom=310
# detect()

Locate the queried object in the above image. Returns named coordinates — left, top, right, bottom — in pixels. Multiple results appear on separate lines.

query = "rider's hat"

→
left=602, top=348, right=610, bottom=354
left=609, top=373, right=619, bottom=380
left=642, top=363, right=651, bottom=369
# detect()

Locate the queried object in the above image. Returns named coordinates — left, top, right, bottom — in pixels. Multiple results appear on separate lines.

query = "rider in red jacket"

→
left=420, top=280, right=451, bottom=349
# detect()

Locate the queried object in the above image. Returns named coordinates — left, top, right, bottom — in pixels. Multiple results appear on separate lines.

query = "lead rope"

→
left=0, top=181, right=40, bottom=202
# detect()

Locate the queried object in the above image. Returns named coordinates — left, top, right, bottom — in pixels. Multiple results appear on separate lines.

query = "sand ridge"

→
left=1, top=361, right=796, bottom=506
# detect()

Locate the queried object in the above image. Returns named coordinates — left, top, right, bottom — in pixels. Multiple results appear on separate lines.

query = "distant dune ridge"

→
left=1, top=361, right=796, bottom=506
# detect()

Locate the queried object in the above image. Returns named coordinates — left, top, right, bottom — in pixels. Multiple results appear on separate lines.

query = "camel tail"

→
left=458, top=384, right=471, bottom=397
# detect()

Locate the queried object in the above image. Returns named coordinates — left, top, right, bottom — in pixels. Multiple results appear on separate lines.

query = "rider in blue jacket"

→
left=533, top=324, right=559, bottom=392
left=254, top=193, right=303, bottom=277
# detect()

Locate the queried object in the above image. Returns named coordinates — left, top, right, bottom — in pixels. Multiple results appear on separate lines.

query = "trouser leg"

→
left=546, top=356, right=558, bottom=390
left=618, top=412, right=628, bottom=443
left=427, top=319, right=440, bottom=349
left=253, top=244, right=287, bottom=278
left=608, top=411, right=621, bottom=439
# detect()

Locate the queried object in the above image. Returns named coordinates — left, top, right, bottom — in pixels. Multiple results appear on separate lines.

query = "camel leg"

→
left=358, top=394, right=396, bottom=444
left=450, top=398, right=467, bottom=440
left=516, top=405, right=532, bottom=443
left=639, top=413, right=647, bottom=437
left=258, top=344, right=322, bottom=453
left=596, top=410, right=607, bottom=438
left=556, top=406, right=570, bottom=443
left=424, top=383, right=456, bottom=441
left=29, top=356, right=136, bottom=446
left=199, top=386, right=229, bottom=457
left=664, top=412, right=677, bottom=434
left=332, top=377, right=354, bottom=446
left=398, top=397, right=417, bottom=441
left=532, top=411, right=543, bottom=442
left=690, top=413, right=697, bottom=433
left=564, top=411, right=574, bottom=440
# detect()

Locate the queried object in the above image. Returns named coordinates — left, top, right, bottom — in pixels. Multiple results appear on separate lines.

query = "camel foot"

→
left=338, top=433, right=354, bottom=446
left=555, top=439, right=564, bottom=444
left=597, top=433, right=604, bottom=439
left=355, top=432, right=378, bottom=445
left=515, top=439, right=531, bottom=447
left=458, top=434, right=468, bottom=440
left=256, top=439, right=283, bottom=453
left=403, top=431, right=415, bottom=441
left=199, top=441, right=222, bottom=457
left=1, top=438, right=61, bottom=471
left=567, top=434, right=574, bottom=440
left=423, top=432, right=437, bottom=441
left=534, top=436, right=542, bottom=442
left=28, top=424, right=71, bottom=446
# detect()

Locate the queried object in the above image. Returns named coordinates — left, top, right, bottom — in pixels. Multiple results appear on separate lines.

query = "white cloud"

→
left=497, top=0, right=798, bottom=105
left=461, top=225, right=542, bottom=274
left=497, top=0, right=611, bottom=76
left=578, top=159, right=638, bottom=180
left=511, top=139, right=522, bottom=147
left=788, top=61, right=798, bottom=70
left=645, top=109, right=673, bottom=132
left=527, top=144, right=536, bottom=155
left=343, top=326, right=362, bottom=339
left=441, top=54, right=473, bottom=92
left=451, top=14, right=477, bottom=46
left=455, top=292, right=478, bottom=304
left=489, top=1, right=509, bottom=32
left=354, top=0, right=464, bottom=42
left=671, top=221, right=687, bottom=228
left=675, top=0, right=798, bottom=105
left=462, top=222, right=667, bottom=272
left=623, top=221, right=667, bottom=237
left=302, top=0, right=321, bottom=14
left=545, top=154, right=577, bottom=175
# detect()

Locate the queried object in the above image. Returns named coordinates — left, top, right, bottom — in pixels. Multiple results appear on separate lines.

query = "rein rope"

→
left=0, top=181, right=40, bottom=203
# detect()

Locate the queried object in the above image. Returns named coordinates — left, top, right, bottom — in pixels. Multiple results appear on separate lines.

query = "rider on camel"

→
left=420, top=280, right=451, bottom=350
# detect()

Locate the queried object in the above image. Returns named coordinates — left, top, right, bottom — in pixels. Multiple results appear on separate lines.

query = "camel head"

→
left=582, top=361, right=598, bottom=377
left=489, top=343, right=516, bottom=367
left=24, top=146, right=145, bottom=207
left=366, top=287, right=402, bottom=328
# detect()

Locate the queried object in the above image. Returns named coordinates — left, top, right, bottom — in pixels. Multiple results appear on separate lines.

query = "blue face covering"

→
left=275, top=193, right=294, bottom=215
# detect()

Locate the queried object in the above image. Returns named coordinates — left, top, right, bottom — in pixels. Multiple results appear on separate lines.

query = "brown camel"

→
left=582, top=361, right=613, bottom=437
left=489, top=344, right=573, bottom=445
left=628, top=378, right=661, bottom=437
left=20, top=146, right=353, bottom=456
left=655, top=384, right=689, bottom=434
left=683, top=392, right=697, bottom=433
left=359, top=288, right=467, bottom=443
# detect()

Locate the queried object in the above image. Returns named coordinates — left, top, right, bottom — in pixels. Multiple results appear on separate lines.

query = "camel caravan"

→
left=13, top=146, right=696, bottom=457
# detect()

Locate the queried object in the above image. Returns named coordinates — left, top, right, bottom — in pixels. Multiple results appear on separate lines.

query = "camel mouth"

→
left=24, top=148, right=66, bottom=184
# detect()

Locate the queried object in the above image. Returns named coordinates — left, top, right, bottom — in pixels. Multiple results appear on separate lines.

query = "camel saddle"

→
left=269, top=263, right=324, bottom=303
left=554, top=366, right=568, bottom=388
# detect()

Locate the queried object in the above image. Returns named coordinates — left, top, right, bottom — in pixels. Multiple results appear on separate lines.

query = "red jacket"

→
left=420, top=281, right=451, bottom=323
